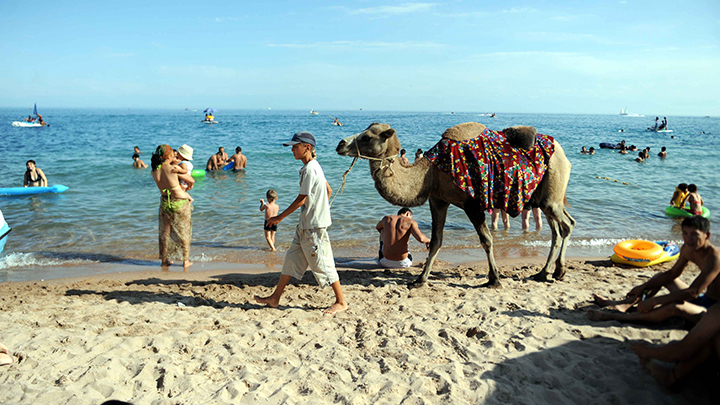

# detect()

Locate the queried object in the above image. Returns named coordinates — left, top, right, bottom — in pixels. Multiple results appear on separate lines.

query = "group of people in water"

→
left=581, top=140, right=668, bottom=163
left=649, top=116, right=669, bottom=131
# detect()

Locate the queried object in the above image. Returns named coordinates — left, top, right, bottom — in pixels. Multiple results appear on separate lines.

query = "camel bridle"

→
left=329, top=134, right=397, bottom=207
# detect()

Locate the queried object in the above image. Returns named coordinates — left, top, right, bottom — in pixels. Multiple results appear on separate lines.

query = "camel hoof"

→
left=482, top=279, right=502, bottom=289
left=553, top=271, right=566, bottom=281
left=408, top=280, right=427, bottom=289
left=531, top=272, right=551, bottom=282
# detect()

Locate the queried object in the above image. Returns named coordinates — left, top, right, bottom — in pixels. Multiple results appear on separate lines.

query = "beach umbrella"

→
left=204, top=108, right=215, bottom=114
left=33, top=103, right=38, bottom=116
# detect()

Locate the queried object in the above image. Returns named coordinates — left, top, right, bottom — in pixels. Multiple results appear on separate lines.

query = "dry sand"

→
left=0, top=257, right=716, bottom=404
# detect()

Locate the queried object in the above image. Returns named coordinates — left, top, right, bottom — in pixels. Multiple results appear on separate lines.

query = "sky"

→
left=1, top=1, right=718, bottom=115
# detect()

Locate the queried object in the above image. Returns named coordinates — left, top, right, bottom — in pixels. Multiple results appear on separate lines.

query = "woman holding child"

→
left=151, top=145, right=195, bottom=270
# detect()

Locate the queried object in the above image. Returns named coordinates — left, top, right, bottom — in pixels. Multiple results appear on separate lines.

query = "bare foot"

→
left=640, top=358, right=676, bottom=386
left=254, top=295, right=280, bottom=308
left=631, top=341, right=655, bottom=359
left=587, top=308, right=613, bottom=321
left=323, top=302, right=348, bottom=315
left=0, top=342, right=12, bottom=366
left=593, top=294, right=614, bottom=307
left=183, top=260, right=194, bottom=271
left=161, top=260, right=174, bottom=266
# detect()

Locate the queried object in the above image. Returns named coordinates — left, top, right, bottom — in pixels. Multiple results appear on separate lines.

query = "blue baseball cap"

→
left=283, top=131, right=316, bottom=147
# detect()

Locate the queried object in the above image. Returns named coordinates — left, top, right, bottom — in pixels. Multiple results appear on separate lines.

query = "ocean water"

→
left=1, top=108, right=718, bottom=281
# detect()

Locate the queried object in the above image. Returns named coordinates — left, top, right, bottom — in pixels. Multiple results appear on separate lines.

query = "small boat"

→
left=620, top=107, right=644, bottom=117
left=599, top=142, right=622, bottom=149
left=12, top=103, right=47, bottom=127
left=0, top=209, right=11, bottom=255
left=12, top=121, right=44, bottom=127
left=310, top=110, right=319, bottom=115
left=202, top=120, right=218, bottom=124
left=647, top=128, right=673, bottom=133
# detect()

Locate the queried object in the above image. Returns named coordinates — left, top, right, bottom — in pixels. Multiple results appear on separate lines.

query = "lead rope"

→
left=329, top=135, right=397, bottom=207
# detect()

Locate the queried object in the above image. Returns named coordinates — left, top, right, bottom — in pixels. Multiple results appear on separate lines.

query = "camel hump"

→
left=503, top=125, right=537, bottom=151
left=442, top=122, right=486, bottom=142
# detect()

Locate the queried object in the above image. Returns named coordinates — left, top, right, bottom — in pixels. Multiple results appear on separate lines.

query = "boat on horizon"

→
left=310, top=109, right=319, bottom=115
left=620, top=107, right=644, bottom=117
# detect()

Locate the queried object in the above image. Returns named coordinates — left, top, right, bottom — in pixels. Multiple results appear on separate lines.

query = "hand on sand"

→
left=0, top=342, right=12, bottom=366
left=323, top=302, right=348, bottom=315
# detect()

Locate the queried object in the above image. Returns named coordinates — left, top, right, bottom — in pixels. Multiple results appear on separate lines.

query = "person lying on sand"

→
left=631, top=302, right=720, bottom=387
left=0, top=341, right=12, bottom=366
left=588, top=215, right=720, bottom=325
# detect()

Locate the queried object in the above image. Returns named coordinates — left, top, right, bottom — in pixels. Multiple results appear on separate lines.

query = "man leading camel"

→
left=376, top=208, right=430, bottom=268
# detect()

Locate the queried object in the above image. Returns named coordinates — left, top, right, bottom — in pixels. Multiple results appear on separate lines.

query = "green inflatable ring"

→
left=191, top=169, right=206, bottom=178
left=665, top=206, right=710, bottom=218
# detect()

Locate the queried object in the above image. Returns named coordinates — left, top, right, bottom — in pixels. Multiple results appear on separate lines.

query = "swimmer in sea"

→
left=230, top=147, right=247, bottom=171
left=23, top=160, right=47, bottom=187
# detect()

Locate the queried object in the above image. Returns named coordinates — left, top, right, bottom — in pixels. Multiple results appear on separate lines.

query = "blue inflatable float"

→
left=0, top=184, right=69, bottom=196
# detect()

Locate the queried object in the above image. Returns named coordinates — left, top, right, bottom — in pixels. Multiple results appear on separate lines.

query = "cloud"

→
left=501, top=7, right=537, bottom=14
left=348, top=2, right=436, bottom=15
left=267, top=40, right=447, bottom=50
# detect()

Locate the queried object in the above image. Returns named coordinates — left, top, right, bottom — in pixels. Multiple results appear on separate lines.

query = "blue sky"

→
left=1, top=1, right=718, bottom=114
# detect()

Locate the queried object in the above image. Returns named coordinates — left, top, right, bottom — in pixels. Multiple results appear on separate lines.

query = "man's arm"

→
left=326, top=182, right=332, bottom=201
left=409, top=220, right=431, bottom=249
left=267, top=194, right=307, bottom=226
left=629, top=255, right=688, bottom=299
left=376, top=217, right=387, bottom=232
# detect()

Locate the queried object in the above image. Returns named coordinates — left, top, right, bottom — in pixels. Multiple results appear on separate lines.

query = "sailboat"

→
left=619, top=107, right=644, bottom=117
left=12, top=103, right=47, bottom=127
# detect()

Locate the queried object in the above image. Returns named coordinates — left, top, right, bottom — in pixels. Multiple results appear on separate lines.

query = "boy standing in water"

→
left=255, top=131, right=348, bottom=315
left=260, top=189, right=279, bottom=251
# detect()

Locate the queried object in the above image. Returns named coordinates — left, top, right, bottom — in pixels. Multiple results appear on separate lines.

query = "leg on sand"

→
left=254, top=274, right=291, bottom=308
left=630, top=303, right=720, bottom=385
left=324, top=280, right=348, bottom=315
left=592, top=293, right=639, bottom=312
left=587, top=301, right=705, bottom=323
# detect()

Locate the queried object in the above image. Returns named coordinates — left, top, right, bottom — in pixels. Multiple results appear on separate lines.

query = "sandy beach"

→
left=0, top=257, right=715, bottom=404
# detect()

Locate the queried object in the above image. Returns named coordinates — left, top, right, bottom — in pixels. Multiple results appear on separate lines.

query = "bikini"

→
left=26, top=170, right=40, bottom=186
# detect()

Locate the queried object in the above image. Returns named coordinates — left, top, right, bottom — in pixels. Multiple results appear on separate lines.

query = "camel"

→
left=336, top=122, right=575, bottom=288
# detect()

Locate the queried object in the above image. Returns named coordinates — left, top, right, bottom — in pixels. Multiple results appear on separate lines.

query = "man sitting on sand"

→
left=588, top=216, right=720, bottom=324
left=631, top=302, right=720, bottom=387
left=376, top=208, right=430, bottom=268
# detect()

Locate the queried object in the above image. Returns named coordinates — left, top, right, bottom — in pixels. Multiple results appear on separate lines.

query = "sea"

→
left=1, top=108, right=718, bottom=282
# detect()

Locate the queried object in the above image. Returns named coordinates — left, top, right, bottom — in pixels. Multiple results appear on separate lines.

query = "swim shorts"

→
left=690, top=294, right=717, bottom=309
left=264, top=220, right=278, bottom=232
left=378, top=257, right=413, bottom=268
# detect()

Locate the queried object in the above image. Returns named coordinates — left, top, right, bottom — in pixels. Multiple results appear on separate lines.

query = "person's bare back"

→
left=377, top=208, right=430, bottom=261
left=231, top=148, right=247, bottom=170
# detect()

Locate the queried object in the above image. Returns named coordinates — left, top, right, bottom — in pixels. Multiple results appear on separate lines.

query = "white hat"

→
left=178, top=144, right=194, bottom=161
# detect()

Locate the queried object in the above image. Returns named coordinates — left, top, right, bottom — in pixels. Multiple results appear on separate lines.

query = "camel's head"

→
left=336, top=123, right=401, bottom=159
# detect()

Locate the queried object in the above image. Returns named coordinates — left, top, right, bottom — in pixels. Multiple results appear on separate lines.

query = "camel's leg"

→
left=464, top=201, right=500, bottom=287
left=552, top=206, right=576, bottom=280
left=533, top=205, right=562, bottom=282
left=411, top=197, right=449, bottom=288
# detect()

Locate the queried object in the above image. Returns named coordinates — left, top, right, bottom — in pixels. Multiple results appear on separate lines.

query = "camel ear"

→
left=379, top=128, right=396, bottom=140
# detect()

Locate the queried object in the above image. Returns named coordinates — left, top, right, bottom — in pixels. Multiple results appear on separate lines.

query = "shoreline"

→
left=0, top=243, right=611, bottom=283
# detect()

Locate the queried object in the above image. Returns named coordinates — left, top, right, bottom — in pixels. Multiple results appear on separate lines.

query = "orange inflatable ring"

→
left=613, top=240, right=664, bottom=263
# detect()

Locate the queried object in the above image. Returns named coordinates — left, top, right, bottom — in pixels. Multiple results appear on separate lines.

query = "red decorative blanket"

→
left=425, top=128, right=555, bottom=217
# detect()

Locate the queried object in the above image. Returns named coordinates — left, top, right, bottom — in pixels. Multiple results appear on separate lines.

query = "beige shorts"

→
left=282, top=226, right=339, bottom=288
left=378, top=257, right=413, bottom=268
